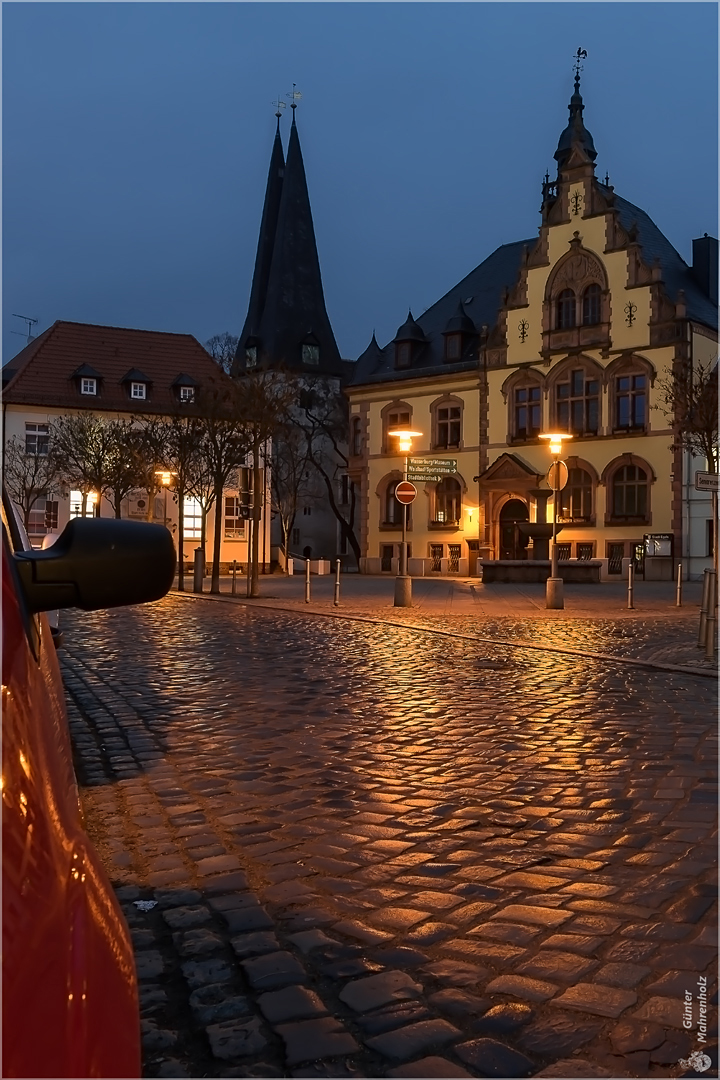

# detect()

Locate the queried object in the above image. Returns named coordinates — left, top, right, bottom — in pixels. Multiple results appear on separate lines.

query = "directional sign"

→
left=409, top=457, right=457, bottom=473
left=408, top=470, right=444, bottom=483
left=695, top=471, right=719, bottom=492
left=395, top=481, right=417, bottom=504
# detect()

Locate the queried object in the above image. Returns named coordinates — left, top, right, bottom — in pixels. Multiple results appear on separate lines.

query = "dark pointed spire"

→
left=254, top=113, right=343, bottom=375
left=393, top=310, right=426, bottom=343
left=235, top=122, right=285, bottom=371
left=554, top=48, right=597, bottom=172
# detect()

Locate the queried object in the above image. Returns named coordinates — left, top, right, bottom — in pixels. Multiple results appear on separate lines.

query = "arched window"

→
left=513, top=384, right=542, bottom=440
left=559, top=468, right=593, bottom=522
left=555, top=368, right=600, bottom=435
left=582, top=283, right=602, bottom=325
left=384, top=481, right=406, bottom=526
left=612, top=465, right=648, bottom=518
left=556, top=289, right=576, bottom=329
left=615, top=373, right=647, bottom=430
left=351, top=416, right=362, bottom=457
left=434, top=476, right=461, bottom=525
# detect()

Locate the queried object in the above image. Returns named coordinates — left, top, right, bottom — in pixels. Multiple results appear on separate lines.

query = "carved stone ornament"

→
left=488, top=460, right=527, bottom=481
left=552, top=253, right=604, bottom=291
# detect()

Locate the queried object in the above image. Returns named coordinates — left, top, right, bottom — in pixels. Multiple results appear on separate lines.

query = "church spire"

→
left=235, top=117, right=286, bottom=371
left=554, top=47, right=597, bottom=173
left=252, top=107, right=343, bottom=375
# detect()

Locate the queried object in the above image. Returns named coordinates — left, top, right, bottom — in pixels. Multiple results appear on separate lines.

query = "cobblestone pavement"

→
left=60, top=596, right=718, bottom=1079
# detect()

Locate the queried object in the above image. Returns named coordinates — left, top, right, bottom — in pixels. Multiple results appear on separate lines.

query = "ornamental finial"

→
left=286, top=83, right=302, bottom=113
left=573, top=48, right=587, bottom=92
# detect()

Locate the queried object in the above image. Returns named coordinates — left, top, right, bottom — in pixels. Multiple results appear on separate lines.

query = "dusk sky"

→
left=3, top=3, right=717, bottom=366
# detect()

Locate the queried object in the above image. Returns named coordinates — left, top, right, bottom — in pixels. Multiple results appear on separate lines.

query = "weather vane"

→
left=573, top=47, right=587, bottom=89
left=272, top=96, right=286, bottom=119
left=286, top=83, right=302, bottom=112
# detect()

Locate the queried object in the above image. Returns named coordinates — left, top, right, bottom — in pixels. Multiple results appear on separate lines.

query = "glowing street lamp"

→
left=539, top=433, right=573, bottom=609
left=388, top=428, right=423, bottom=608
left=154, top=470, right=177, bottom=528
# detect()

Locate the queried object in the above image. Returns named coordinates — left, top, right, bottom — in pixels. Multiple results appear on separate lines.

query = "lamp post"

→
left=539, top=433, right=572, bottom=610
left=389, top=428, right=423, bottom=608
left=154, top=470, right=176, bottom=528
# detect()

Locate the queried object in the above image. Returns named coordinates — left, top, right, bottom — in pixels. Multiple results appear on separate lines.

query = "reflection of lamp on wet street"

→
left=388, top=427, right=423, bottom=608
left=539, top=433, right=573, bottom=610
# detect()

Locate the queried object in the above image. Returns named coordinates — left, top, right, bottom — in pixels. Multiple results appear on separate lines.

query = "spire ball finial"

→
left=573, top=47, right=587, bottom=92
left=272, top=97, right=286, bottom=122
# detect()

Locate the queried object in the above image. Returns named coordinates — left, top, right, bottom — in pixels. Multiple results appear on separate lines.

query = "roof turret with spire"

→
left=554, top=48, right=597, bottom=174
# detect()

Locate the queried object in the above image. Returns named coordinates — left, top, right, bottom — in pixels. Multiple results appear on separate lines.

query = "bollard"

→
left=627, top=561, right=634, bottom=609
left=334, top=559, right=341, bottom=607
left=675, top=562, right=683, bottom=607
left=305, top=559, right=311, bottom=604
left=231, top=559, right=237, bottom=596
left=704, top=569, right=717, bottom=661
left=193, top=548, right=204, bottom=593
left=698, top=568, right=711, bottom=647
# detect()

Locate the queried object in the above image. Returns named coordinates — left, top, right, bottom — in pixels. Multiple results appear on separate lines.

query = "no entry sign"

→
left=395, top=481, right=417, bottom=504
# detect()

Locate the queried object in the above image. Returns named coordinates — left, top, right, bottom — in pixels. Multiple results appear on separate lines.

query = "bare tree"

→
left=50, top=413, right=117, bottom=516
left=296, top=380, right=360, bottom=568
left=656, top=357, right=718, bottom=472
left=271, top=425, right=321, bottom=568
left=3, top=435, right=60, bottom=532
left=205, top=333, right=239, bottom=375
left=103, top=420, right=150, bottom=518
left=235, top=372, right=298, bottom=596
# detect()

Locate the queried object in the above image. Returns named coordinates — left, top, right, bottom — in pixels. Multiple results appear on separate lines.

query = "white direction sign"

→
left=695, top=472, right=719, bottom=492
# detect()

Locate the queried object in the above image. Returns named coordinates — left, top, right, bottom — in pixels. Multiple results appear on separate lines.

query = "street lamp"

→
left=388, top=427, right=423, bottom=608
left=539, top=433, right=573, bottom=610
left=154, top=470, right=176, bottom=528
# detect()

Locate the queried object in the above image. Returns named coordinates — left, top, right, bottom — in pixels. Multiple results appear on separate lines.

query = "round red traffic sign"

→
left=395, top=481, right=417, bottom=504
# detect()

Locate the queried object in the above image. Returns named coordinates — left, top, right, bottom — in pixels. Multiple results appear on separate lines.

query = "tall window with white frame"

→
left=183, top=497, right=202, bottom=539
left=223, top=496, right=246, bottom=539
left=25, top=422, right=49, bottom=455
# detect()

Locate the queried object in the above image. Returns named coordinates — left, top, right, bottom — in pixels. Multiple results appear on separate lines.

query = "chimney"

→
left=691, top=234, right=718, bottom=306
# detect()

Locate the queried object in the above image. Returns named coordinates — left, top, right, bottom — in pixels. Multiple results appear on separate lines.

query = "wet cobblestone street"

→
left=60, top=595, right=717, bottom=1079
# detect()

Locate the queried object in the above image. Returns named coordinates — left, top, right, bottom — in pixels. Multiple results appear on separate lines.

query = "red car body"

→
left=3, top=497, right=174, bottom=1077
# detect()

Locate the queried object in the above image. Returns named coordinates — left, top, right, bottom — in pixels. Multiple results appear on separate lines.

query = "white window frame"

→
left=183, top=496, right=202, bottom=540
left=223, top=495, right=246, bottom=539
left=131, top=381, right=147, bottom=400
left=25, top=422, right=50, bottom=455
left=179, top=386, right=194, bottom=403
left=81, top=378, right=97, bottom=395
left=70, top=489, right=98, bottom=517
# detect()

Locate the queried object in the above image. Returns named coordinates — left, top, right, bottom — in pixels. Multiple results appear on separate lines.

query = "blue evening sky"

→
left=3, top=2, right=717, bottom=365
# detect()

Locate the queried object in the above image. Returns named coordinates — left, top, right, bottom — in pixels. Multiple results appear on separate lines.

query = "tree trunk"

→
left=177, top=488, right=185, bottom=591
left=250, top=439, right=261, bottom=597
left=211, top=487, right=223, bottom=593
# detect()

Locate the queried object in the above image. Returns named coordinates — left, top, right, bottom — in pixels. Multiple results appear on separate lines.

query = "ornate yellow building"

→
left=347, top=70, right=717, bottom=581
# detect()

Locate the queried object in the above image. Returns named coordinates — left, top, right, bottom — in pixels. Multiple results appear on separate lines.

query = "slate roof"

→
left=3, top=320, right=234, bottom=414
left=609, top=191, right=718, bottom=331
left=351, top=239, right=534, bottom=386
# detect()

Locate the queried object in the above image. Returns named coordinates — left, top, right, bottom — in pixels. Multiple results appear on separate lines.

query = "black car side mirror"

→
left=14, top=518, right=176, bottom=613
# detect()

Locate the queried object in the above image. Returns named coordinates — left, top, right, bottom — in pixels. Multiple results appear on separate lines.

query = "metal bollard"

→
left=627, top=561, right=634, bottom=609
left=334, top=559, right=341, bottom=607
left=704, top=569, right=717, bottom=660
left=698, top=568, right=711, bottom=647
left=675, top=562, right=683, bottom=607
left=193, top=547, right=204, bottom=593
left=305, top=559, right=311, bottom=604
left=231, top=559, right=237, bottom=596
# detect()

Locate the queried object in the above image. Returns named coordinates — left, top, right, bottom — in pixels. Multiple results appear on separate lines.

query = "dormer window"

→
left=302, top=343, right=320, bottom=365
left=445, top=334, right=462, bottom=361
left=121, top=368, right=151, bottom=401
left=81, top=378, right=97, bottom=395
left=246, top=345, right=258, bottom=368
left=179, top=386, right=195, bottom=403
left=131, top=381, right=147, bottom=400
left=396, top=343, right=411, bottom=368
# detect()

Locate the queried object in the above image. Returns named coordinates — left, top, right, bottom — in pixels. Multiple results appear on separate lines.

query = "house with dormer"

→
left=2, top=320, right=271, bottom=569
left=346, top=68, right=717, bottom=580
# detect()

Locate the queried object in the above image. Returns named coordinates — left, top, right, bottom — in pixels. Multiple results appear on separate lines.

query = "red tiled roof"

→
left=3, top=321, right=234, bottom=414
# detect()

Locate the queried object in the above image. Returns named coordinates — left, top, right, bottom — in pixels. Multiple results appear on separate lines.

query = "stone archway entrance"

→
left=499, top=500, right=529, bottom=560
